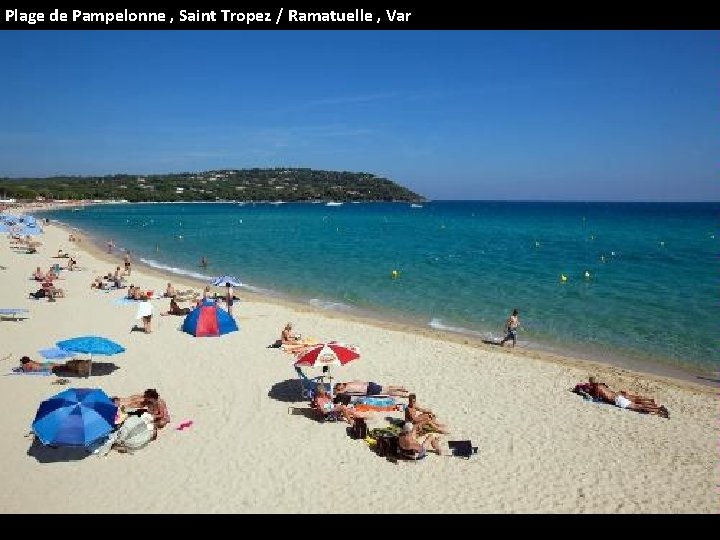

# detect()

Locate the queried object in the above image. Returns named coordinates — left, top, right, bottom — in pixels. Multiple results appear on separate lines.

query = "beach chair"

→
left=294, top=366, right=330, bottom=401
left=0, top=308, right=30, bottom=321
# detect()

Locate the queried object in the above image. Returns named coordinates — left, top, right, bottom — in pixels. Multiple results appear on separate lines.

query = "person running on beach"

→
left=106, top=239, right=114, bottom=254
left=499, top=309, right=520, bottom=348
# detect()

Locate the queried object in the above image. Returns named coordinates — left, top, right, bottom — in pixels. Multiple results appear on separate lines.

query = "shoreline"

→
left=46, top=212, right=716, bottom=395
left=1, top=204, right=715, bottom=513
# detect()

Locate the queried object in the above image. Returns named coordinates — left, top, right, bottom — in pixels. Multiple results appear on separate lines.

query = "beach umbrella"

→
left=211, top=275, right=242, bottom=287
left=56, top=336, right=126, bottom=378
left=32, top=388, right=117, bottom=448
left=38, top=347, right=76, bottom=360
left=294, top=342, right=360, bottom=368
left=294, top=342, right=360, bottom=398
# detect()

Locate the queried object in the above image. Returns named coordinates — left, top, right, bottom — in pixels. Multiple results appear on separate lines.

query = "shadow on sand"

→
left=26, top=436, right=93, bottom=463
left=268, top=379, right=302, bottom=403
left=55, top=362, right=120, bottom=378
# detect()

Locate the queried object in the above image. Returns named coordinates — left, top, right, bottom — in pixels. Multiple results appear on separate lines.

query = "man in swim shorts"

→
left=587, top=376, right=669, bottom=418
left=334, top=381, right=410, bottom=397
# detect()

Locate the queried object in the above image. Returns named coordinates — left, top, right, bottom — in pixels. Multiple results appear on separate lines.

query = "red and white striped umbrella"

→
left=294, top=342, right=360, bottom=368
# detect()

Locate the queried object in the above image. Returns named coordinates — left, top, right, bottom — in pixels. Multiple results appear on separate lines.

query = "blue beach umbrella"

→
left=211, top=275, right=242, bottom=287
left=38, top=347, right=76, bottom=360
left=32, top=388, right=117, bottom=448
left=56, top=336, right=126, bottom=377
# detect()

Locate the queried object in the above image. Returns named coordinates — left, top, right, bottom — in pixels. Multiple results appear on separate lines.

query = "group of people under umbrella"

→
left=289, top=337, right=450, bottom=460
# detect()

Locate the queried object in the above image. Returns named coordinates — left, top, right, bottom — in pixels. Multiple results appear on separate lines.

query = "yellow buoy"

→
left=584, top=270, right=591, bottom=279
left=560, top=274, right=568, bottom=282
left=391, top=270, right=399, bottom=279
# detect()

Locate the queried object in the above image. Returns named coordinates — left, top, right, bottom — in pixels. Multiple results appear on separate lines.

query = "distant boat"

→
left=410, top=203, right=423, bottom=208
left=325, top=202, right=343, bottom=207
left=270, top=201, right=285, bottom=205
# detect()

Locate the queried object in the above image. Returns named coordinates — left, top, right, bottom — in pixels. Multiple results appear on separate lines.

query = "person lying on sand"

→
left=581, top=376, right=669, bottom=418
left=334, top=381, right=410, bottom=398
left=311, top=388, right=377, bottom=425
left=20, top=356, right=90, bottom=377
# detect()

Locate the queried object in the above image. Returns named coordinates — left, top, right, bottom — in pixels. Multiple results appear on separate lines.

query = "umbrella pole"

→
left=88, top=353, right=92, bottom=378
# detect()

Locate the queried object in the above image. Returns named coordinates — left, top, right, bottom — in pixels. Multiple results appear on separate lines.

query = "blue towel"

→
left=112, top=297, right=137, bottom=306
left=7, top=367, right=52, bottom=376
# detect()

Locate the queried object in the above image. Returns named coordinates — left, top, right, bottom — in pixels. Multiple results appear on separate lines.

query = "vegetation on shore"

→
left=0, top=168, right=424, bottom=203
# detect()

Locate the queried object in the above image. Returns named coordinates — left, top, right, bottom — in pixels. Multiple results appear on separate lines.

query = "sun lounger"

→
left=0, top=308, right=30, bottom=321
left=7, top=367, right=52, bottom=376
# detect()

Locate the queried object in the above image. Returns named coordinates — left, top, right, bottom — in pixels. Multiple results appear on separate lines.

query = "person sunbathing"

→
left=334, top=381, right=410, bottom=398
left=20, top=356, right=90, bottom=376
left=115, top=389, right=170, bottom=430
left=586, top=377, right=669, bottom=418
left=164, top=282, right=177, bottom=298
left=405, top=393, right=449, bottom=434
left=161, top=298, right=191, bottom=316
left=397, top=421, right=444, bottom=459
left=280, top=322, right=316, bottom=352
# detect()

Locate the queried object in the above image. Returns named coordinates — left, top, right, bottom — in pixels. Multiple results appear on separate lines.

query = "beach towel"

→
left=112, top=297, right=137, bottom=306
left=7, top=367, right=52, bottom=376
left=352, top=396, right=397, bottom=408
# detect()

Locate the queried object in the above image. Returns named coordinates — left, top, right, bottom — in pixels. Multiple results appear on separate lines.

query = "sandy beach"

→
left=0, top=213, right=716, bottom=514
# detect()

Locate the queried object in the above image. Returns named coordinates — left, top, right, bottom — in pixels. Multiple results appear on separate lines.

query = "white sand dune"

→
left=0, top=216, right=715, bottom=513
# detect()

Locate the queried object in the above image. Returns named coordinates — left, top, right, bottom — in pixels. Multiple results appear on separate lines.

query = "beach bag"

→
left=115, top=413, right=155, bottom=451
left=448, top=440, right=478, bottom=459
left=351, top=418, right=368, bottom=440
left=375, top=434, right=398, bottom=458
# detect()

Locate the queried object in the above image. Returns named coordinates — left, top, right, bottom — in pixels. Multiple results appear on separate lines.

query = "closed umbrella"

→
left=32, top=388, right=117, bottom=448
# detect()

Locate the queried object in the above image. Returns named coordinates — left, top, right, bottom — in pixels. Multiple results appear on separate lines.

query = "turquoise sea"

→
left=45, top=201, right=718, bottom=377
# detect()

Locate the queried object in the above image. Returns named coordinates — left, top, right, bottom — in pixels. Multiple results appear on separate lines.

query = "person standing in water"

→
left=499, top=309, right=520, bottom=348
left=200, top=256, right=208, bottom=268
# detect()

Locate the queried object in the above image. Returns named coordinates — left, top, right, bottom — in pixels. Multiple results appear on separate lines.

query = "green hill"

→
left=0, top=168, right=424, bottom=203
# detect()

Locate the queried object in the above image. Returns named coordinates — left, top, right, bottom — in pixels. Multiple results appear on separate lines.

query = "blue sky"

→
left=0, top=30, right=717, bottom=201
